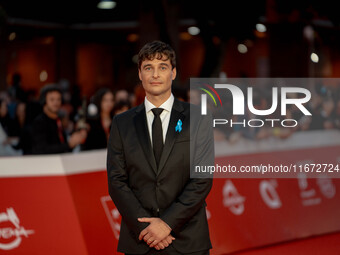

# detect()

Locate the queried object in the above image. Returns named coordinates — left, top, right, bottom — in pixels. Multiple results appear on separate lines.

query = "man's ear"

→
left=138, top=69, right=142, bottom=81
left=172, top=67, right=177, bottom=80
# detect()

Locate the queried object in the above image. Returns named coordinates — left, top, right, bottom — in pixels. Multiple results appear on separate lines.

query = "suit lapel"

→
left=157, top=99, right=186, bottom=174
left=134, top=104, right=158, bottom=173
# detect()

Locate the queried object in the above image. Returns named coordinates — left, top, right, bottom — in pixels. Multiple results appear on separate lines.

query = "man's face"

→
left=45, top=91, right=62, bottom=114
left=138, top=55, right=176, bottom=98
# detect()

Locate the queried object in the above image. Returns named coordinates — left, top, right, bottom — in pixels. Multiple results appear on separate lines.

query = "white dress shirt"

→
left=144, top=94, right=174, bottom=145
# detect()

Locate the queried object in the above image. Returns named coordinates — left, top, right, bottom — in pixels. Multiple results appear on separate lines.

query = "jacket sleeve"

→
left=106, top=116, right=152, bottom=239
left=160, top=113, right=214, bottom=235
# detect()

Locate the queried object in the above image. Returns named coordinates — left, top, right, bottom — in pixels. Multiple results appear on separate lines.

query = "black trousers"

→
left=125, top=245, right=210, bottom=255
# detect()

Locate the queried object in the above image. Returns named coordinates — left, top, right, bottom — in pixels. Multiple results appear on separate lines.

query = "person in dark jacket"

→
left=83, top=88, right=115, bottom=150
left=31, top=84, right=87, bottom=154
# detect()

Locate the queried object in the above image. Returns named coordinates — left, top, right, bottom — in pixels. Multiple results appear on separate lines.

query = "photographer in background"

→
left=31, top=84, right=87, bottom=155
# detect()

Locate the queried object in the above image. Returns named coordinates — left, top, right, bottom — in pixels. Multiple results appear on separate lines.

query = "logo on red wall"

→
left=101, top=196, right=121, bottom=240
left=223, top=180, right=246, bottom=215
left=259, top=179, right=282, bottom=209
left=0, top=207, right=34, bottom=250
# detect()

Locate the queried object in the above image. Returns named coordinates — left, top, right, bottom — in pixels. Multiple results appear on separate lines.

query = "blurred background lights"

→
left=188, top=26, right=200, bottom=36
left=8, top=32, right=16, bottom=41
left=311, top=53, right=319, bottom=63
left=132, top=54, right=138, bottom=64
left=97, top=0, right=116, bottom=9
left=87, top=103, right=98, bottom=116
left=303, top=26, right=314, bottom=41
left=127, top=33, right=139, bottom=42
left=256, top=23, right=266, bottom=33
left=179, top=32, right=192, bottom=41
left=237, top=44, right=248, bottom=54
left=39, top=70, right=48, bottom=82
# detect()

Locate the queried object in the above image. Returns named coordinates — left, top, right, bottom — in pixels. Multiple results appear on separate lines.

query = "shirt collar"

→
left=144, top=94, right=174, bottom=113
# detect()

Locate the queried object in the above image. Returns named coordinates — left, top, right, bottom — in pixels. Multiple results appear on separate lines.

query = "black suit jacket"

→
left=107, top=99, right=214, bottom=254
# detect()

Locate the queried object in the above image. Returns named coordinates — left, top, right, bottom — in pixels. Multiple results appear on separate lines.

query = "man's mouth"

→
left=150, top=81, right=162, bottom=85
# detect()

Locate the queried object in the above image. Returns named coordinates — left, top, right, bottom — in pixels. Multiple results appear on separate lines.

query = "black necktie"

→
left=151, top=108, right=164, bottom=168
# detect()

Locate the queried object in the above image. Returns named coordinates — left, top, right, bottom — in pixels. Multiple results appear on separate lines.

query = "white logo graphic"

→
left=223, top=180, right=245, bottom=215
left=259, top=179, right=282, bottom=209
left=317, top=175, right=336, bottom=199
left=0, top=208, right=34, bottom=250
left=298, top=172, right=321, bottom=206
left=101, top=196, right=121, bottom=240
left=202, top=85, right=312, bottom=116
left=200, top=84, right=312, bottom=128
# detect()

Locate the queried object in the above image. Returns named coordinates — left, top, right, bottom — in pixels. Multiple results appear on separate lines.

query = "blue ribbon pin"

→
left=175, top=119, right=182, bottom=133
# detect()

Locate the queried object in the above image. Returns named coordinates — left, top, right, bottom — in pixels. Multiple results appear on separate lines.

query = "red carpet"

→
left=229, top=231, right=340, bottom=255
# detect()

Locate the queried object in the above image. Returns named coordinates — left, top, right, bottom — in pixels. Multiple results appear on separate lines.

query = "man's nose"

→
left=152, top=69, right=159, bottom=78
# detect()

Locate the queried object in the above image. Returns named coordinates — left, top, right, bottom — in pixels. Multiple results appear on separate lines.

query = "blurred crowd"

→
left=0, top=73, right=140, bottom=156
left=1, top=74, right=340, bottom=156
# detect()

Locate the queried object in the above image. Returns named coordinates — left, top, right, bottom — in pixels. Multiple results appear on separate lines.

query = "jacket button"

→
left=156, top=208, right=160, bottom=213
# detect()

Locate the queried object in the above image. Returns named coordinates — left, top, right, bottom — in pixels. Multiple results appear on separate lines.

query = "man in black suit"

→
left=107, top=41, right=214, bottom=254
